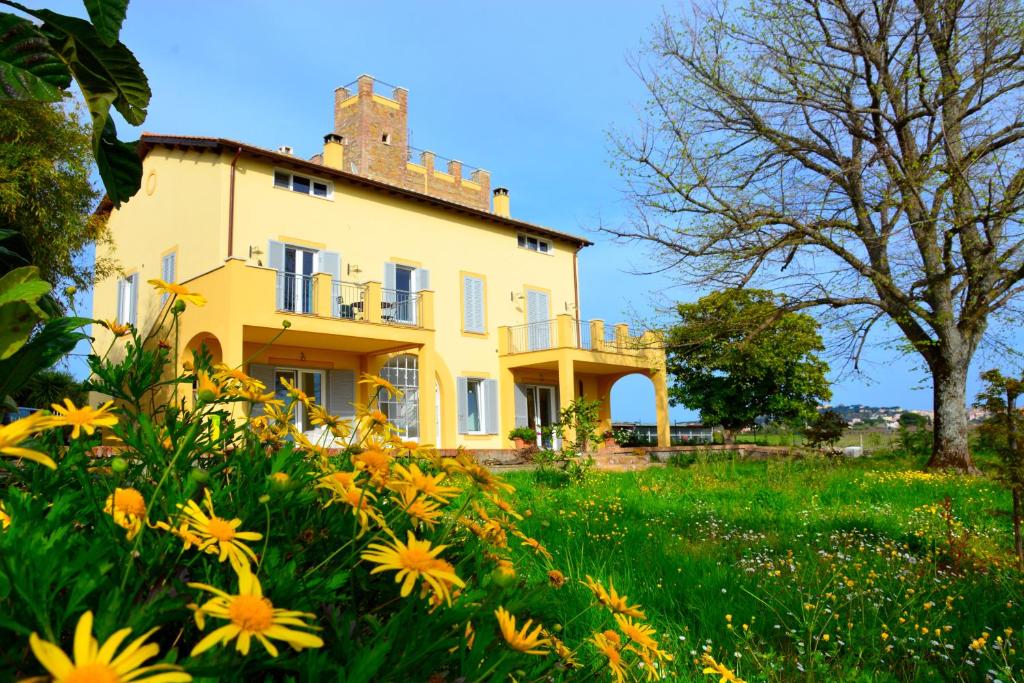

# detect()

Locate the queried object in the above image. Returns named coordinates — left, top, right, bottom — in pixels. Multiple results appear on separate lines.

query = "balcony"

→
left=501, top=315, right=650, bottom=356
left=276, top=273, right=425, bottom=327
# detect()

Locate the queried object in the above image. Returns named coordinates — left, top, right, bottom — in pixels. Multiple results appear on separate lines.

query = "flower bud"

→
left=110, top=456, right=128, bottom=473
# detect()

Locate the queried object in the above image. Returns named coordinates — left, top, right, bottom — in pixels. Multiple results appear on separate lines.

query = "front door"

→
left=525, top=384, right=558, bottom=449
left=283, top=246, right=316, bottom=313
left=393, top=265, right=415, bottom=324
left=526, top=289, right=550, bottom=350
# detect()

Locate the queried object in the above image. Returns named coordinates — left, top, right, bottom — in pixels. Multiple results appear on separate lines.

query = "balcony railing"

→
left=272, top=271, right=428, bottom=329
left=276, top=272, right=317, bottom=314
left=503, top=317, right=647, bottom=356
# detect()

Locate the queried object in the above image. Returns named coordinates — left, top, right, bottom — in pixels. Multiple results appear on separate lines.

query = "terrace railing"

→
left=502, top=316, right=646, bottom=356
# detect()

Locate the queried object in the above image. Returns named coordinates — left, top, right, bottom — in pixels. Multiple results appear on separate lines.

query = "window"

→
left=273, top=368, right=322, bottom=433
left=458, top=377, right=497, bottom=435
left=273, top=169, right=333, bottom=199
left=116, top=273, right=137, bottom=326
left=380, top=354, right=419, bottom=439
left=462, top=275, right=484, bottom=333
left=465, top=379, right=484, bottom=433
left=160, top=252, right=176, bottom=304
left=381, top=132, right=391, bottom=144
left=518, top=234, right=551, bottom=254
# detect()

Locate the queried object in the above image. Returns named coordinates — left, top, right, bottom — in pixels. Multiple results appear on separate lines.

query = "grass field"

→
left=504, top=452, right=1024, bottom=681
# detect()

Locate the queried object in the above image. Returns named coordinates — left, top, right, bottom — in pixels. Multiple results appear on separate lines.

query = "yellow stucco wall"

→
left=93, top=148, right=596, bottom=449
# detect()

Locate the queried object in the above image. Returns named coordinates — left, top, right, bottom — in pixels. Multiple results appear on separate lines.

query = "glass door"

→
left=525, top=385, right=558, bottom=449
left=394, top=265, right=414, bottom=324
left=283, top=246, right=316, bottom=313
left=273, top=368, right=323, bottom=434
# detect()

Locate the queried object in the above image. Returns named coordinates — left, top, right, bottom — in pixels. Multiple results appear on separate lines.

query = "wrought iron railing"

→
left=380, top=288, right=422, bottom=327
left=504, top=319, right=644, bottom=355
left=332, top=280, right=366, bottom=320
left=276, top=272, right=316, bottom=314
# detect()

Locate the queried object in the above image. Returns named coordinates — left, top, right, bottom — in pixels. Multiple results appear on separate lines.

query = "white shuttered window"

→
left=462, top=276, right=484, bottom=333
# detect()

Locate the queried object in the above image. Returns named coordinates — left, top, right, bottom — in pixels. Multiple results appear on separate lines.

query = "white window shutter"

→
left=116, top=278, right=125, bottom=325
left=269, top=241, right=285, bottom=309
left=383, top=262, right=397, bottom=309
left=415, top=268, right=430, bottom=291
left=514, top=383, right=529, bottom=428
left=321, top=251, right=342, bottom=317
left=128, top=274, right=138, bottom=325
left=463, top=276, right=473, bottom=331
left=484, top=379, right=499, bottom=434
left=327, top=369, right=355, bottom=419
left=456, top=376, right=468, bottom=434
left=161, top=253, right=176, bottom=305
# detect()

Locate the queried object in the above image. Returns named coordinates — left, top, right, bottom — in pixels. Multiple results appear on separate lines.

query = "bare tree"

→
left=611, top=0, right=1024, bottom=471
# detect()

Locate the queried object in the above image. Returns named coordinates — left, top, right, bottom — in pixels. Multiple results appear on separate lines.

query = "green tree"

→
left=899, top=411, right=929, bottom=429
left=976, top=369, right=1024, bottom=568
left=12, top=368, right=86, bottom=408
left=0, top=101, right=116, bottom=296
left=804, top=410, right=848, bottom=449
left=610, top=0, right=1024, bottom=471
left=665, top=289, right=831, bottom=443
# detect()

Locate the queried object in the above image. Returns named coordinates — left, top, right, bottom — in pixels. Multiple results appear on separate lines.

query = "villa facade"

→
left=92, top=75, right=670, bottom=449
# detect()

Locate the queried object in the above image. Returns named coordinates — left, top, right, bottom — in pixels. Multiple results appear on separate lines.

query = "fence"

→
left=504, top=319, right=644, bottom=355
left=380, top=288, right=422, bottom=326
left=332, top=280, right=366, bottom=320
left=275, top=272, right=316, bottom=314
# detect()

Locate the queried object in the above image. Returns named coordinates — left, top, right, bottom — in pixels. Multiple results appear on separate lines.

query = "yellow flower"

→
left=0, top=500, right=9, bottom=530
left=100, top=319, right=132, bottom=336
left=591, top=631, right=627, bottom=683
left=614, top=613, right=672, bottom=662
left=188, top=567, right=323, bottom=657
left=174, top=489, right=263, bottom=572
left=352, top=448, right=392, bottom=487
left=26, top=610, right=191, bottom=682
left=494, top=606, right=550, bottom=655
left=390, top=462, right=461, bottom=504
left=148, top=279, right=207, bottom=306
left=514, top=531, right=553, bottom=560
left=307, top=404, right=351, bottom=438
left=399, top=487, right=443, bottom=529
left=359, top=373, right=403, bottom=398
left=460, top=462, right=515, bottom=494
left=547, top=569, right=566, bottom=588
left=48, top=399, right=118, bottom=440
left=318, top=474, right=384, bottom=534
left=701, top=654, right=746, bottom=683
left=361, top=531, right=465, bottom=605
left=0, top=411, right=56, bottom=469
left=195, top=371, right=222, bottom=402
left=582, top=576, right=646, bottom=619
left=104, top=487, right=146, bottom=540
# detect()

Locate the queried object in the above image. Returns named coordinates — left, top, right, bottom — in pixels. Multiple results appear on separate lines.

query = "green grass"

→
left=505, top=452, right=1024, bottom=681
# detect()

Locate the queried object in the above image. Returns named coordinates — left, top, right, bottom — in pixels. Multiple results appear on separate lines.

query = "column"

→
left=558, top=357, right=576, bottom=448
left=652, top=370, right=671, bottom=447
left=499, top=362, right=516, bottom=445
left=416, top=345, right=437, bottom=446
left=597, top=376, right=616, bottom=437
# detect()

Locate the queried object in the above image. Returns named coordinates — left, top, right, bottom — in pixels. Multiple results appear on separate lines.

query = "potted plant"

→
left=601, top=429, right=618, bottom=449
left=508, top=426, right=535, bottom=449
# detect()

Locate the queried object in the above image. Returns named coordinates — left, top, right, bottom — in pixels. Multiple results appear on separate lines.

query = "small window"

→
left=160, top=252, right=176, bottom=304
left=381, top=132, right=391, bottom=144
left=273, top=169, right=332, bottom=199
left=117, top=274, right=137, bottom=326
left=466, top=379, right=483, bottom=433
left=312, top=181, right=328, bottom=197
left=518, top=233, right=552, bottom=254
left=274, top=171, right=290, bottom=188
left=292, top=175, right=310, bottom=194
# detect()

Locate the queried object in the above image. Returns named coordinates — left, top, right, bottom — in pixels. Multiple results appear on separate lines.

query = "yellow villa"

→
left=92, top=75, right=670, bottom=450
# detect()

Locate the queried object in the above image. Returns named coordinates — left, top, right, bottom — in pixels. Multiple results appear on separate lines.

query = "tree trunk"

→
left=926, top=355, right=976, bottom=472
left=722, top=428, right=736, bottom=444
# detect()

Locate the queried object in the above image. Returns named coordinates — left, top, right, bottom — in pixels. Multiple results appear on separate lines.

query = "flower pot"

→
left=513, top=437, right=526, bottom=449
left=604, top=438, right=618, bottom=449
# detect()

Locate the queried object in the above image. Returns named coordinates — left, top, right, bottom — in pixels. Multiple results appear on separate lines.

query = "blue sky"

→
left=49, top=0, right=1017, bottom=419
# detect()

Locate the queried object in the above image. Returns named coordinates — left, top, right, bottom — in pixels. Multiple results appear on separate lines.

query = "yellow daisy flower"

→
left=104, top=487, right=146, bottom=540
left=701, top=654, right=746, bottom=683
left=389, top=463, right=461, bottom=504
left=359, top=373, right=403, bottom=398
left=48, top=399, right=118, bottom=439
left=494, top=606, right=550, bottom=656
left=100, top=319, right=133, bottom=336
left=582, top=575, right=646, bottom=619
left=399, top=487, right=443, bottom=530
left=175, top=490, right=263, bottom=572
left=614, top=613, right=672, bottom=662
left=195, top=371, right=222, bottom=402
left=188, top=567, right=323, bottom=658
left=0, top=500, right=9, bottom=530
left=26, top=610, right=190, bottom=682
left=592, top=631, right=627, bottom=683
left=306, top=404, right=351, bottom=438
left=361, top=531, right=465, bottom=605
left=148, top=279, right=207, bottom=306
left=514, top=531, right=553, bottom=560
left=0, top=411, right=56, bottom=469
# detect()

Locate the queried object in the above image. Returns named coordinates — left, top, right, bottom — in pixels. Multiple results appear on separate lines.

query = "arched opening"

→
left=380, top=353, right=419, bottom=439
left=607, top=371, right=671, bottom=447
left=183, top=332, right=223, bottom=367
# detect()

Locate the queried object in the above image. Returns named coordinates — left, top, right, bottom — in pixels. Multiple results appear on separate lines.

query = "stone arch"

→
left=605, top=369, right=670, bottom=447
left=183, top=331, right=223, bottom=367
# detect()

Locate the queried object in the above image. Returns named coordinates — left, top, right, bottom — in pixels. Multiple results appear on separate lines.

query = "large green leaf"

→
left=0, top=265, right=51, bottom=307
left=0, top=265, right=50, bottom=360
left=0, top=12, right=71, bottom=99
left=0, top=315, right=90, bottom=400
left=94, top=116, right=141, bottom=206
left=82, top=0, right=127, bottom=47
left=33, top=8, right=149, bottom=126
